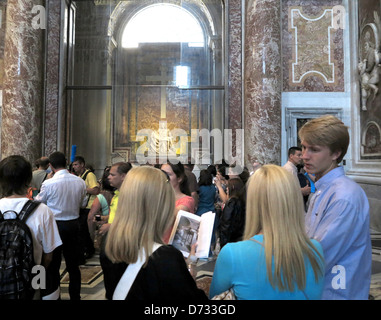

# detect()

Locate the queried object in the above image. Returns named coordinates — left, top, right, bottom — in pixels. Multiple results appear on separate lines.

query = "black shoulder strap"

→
left=18, top=200, right=40, bottom=222
left=37, top=173, right=49, bottom=193
left=82, top=170, right=90, bottom=181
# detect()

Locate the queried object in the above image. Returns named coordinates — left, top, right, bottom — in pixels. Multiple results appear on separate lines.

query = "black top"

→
left=219, top=197, right=245, bottom=248
left=298, top=172, right=310, bottom=205
left=108, top=245, right=208, bottom=301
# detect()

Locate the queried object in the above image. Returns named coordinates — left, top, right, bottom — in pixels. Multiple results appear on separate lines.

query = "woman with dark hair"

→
left=161, top=162, right=195, bottom=243
left=195, top=170, right=216, bottom=216
left=214, top=164, right=229, bottom=217
left=161, top=162, right=193, bottom=213
left=218, top=177, right=246, bottom=248
left=206, top=164, right=217, bottom=178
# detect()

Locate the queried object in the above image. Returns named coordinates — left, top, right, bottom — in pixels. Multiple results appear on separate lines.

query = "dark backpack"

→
left=0, top=200, right=40, bottom=299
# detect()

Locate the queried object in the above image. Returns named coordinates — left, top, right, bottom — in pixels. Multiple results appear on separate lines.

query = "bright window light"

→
left=122, top=4, right=204, bottom=48
left=175, top=66, right=190, bottom=87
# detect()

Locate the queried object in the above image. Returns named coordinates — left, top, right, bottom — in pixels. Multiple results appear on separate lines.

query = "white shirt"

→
left=282, top=160, right=298, bottom=178
left=36, top=169, right=87, bottom=221
left=0, top=198, right=62, bottom=265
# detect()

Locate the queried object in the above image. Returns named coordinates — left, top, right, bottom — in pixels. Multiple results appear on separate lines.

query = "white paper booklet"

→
left=168, top=210, right=215, bottom=259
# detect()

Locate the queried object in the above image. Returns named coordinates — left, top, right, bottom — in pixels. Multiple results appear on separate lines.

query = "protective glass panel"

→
left=69, top=0, right=224, bottom=164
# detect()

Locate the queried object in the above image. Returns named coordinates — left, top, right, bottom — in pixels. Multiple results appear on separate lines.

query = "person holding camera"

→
left=87, top=167, right=116, bottom=248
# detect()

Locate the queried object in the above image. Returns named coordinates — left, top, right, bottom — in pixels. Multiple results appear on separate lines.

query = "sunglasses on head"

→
left=160, top=169, right=170, bottom=183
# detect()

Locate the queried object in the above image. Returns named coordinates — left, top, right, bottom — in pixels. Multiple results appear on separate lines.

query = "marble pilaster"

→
left=44, top=0, right=63, bottom=157
left=227, top=0, right=242, bottom=132
left=244, top=0, right=282, bottom=166
left=227, top=0, right=243, bottom=160
left=1, top=0, right=44, bottom=163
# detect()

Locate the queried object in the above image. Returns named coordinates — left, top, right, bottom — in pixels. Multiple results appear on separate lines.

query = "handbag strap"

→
left=249, top=237, right=264, bottom=246
left=113, top=243, right=162, bottom=300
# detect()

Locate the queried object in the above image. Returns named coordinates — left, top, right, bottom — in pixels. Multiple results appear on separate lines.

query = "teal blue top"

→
left=97, top=194, right=110, bottom=216
left=209, top=235, right=325, bottom=300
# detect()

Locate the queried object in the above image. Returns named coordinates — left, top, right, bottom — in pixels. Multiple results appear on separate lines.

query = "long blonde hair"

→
left=244, top=164, right=323, bottom=291
left=105, top=166, right=175, bottom=266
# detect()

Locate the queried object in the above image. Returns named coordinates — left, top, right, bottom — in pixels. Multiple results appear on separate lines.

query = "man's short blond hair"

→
left=298, top=115, right=349, bottom=163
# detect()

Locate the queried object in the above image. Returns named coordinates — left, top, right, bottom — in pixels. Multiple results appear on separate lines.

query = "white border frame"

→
left=281, top=0, right=353, bottom=172
left=290, top=8, right=336, bottom=84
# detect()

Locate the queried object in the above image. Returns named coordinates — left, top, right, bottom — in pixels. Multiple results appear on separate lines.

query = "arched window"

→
left=122, top=4, right=204, bottom=48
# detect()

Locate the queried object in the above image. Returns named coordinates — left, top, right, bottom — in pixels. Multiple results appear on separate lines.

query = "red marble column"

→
left=45, top=0, right=64, bottom=156
left=227, top=0, right=243, bottom=131
left=1, top=0, right=44, bottom=163
left=227, top=0, right=243, bottom=164
left=244, top=0, right=282, bottom=166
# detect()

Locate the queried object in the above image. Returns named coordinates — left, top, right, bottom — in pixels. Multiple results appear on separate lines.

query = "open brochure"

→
left=168, top=210, right=215, bottom=259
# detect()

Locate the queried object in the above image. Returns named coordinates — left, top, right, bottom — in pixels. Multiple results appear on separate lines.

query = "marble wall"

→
left=243, top=0, right=348, bottom=168
left=280, top=0, right=347, bottom=166
left=227, top=0, right=243, bottom=157
left=282, top=0, right=345, bottom=92
left=0, top=0, right=66, bottom=162
left=1, top=0, right=44, bottom=164
left=244, top=0, right=282, bottom=166
left=0, top=0, right=6, bottom=89
left=44, top=0, right=64, bottom=157
left=237, top=0, right=346, bottom=168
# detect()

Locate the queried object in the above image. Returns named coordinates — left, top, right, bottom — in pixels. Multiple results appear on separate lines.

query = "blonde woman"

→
left=209, top=164, right=325, bottom=300
left=105, top=166, right=207, bottom=301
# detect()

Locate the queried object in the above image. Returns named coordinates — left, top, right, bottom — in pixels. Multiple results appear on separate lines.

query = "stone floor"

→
left=60, top=254, right=107, bottom=300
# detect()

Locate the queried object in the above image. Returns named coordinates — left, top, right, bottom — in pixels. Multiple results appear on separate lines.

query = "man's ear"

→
left=332, top=150, right=342, bottom=162
left=49, top=164, right=56, bottom=173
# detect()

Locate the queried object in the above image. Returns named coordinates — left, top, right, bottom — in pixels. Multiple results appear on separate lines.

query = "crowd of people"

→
left=0, top=115, right=372, bottom=300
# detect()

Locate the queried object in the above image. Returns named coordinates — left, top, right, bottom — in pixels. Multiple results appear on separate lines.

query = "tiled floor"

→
left=60, top=254, right=107, bottom=300
left=60, top=232, right=381, bottom=300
